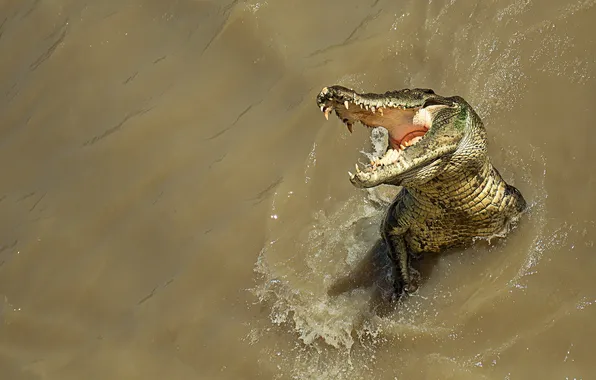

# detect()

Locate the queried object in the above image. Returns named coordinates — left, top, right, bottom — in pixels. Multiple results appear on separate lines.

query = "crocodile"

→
left=316, top=86, right=527, bottom=296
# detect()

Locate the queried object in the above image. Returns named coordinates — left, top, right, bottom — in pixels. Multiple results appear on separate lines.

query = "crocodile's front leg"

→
left=381, top=200, right=420, bottom=296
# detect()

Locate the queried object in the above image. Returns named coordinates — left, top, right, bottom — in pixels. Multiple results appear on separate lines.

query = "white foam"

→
left=361, top=127, right=388, bottom=162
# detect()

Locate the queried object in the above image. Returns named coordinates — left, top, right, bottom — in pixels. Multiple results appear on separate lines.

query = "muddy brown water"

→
left=1, top=0, right=595, bottom=379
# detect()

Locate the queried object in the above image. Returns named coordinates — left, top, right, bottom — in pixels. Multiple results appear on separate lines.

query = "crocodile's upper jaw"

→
left=316, top=86, right=462, bottom=188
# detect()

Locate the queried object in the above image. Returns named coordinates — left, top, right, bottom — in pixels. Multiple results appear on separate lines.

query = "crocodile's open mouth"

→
left=317, top=87, right=435, bottom=173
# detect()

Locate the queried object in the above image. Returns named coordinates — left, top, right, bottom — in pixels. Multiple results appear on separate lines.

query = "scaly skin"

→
left=316, top=86, right=527, bottom=295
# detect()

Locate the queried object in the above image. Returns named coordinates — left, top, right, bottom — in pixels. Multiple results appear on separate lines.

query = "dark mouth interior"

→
left=320, top=98, right=432, bottom=170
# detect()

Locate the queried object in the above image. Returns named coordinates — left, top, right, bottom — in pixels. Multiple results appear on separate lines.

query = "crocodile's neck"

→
left=406, top=159, right=508, bottom=216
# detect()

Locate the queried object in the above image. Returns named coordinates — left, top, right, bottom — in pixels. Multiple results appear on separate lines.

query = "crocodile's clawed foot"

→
left=404, top=267, right=421, bottom=294
left=391, top=267, right=421, bottom=299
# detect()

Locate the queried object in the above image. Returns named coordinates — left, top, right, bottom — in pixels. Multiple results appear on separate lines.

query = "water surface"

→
left=1, top=0, right=595, bottom=379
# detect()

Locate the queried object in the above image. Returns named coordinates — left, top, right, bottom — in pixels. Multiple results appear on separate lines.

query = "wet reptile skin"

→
left=316, top=86, right=527, bottom=295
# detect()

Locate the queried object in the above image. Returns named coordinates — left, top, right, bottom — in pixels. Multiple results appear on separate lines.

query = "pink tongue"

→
left=389, top=129, right=427, bottom=149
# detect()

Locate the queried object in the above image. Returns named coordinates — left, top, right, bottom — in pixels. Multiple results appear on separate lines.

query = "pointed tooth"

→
left=320, top=105, right=325, bottom=112
left=355, top=164, right=361, bottom=173
left=379, top=108, right=384, bottom=116
left=400, top=144, right=406, bottom=150
left=324, top=107, right=332, bottom=120
left=344, top=100, right=349, bottom=109
left=365, top=104, right=369, bottom=110
left=371, top=106, right=376, bottom=113
left=347, top=123, right=353, bottom=133
left=410, top=136, right=423, bottom=145
left=348, top=171, right=355, bottom=179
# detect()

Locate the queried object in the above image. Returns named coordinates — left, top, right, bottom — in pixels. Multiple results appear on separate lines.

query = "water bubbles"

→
left=576, top=297, right=595, bottom=310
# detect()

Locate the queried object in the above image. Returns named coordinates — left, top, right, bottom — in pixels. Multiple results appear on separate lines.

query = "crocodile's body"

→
left=316, top=86, right=526, bottom=295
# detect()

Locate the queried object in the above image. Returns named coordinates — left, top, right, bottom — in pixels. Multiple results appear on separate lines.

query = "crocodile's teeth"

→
left=324, top=107, right=332, bottom=120
left=355, top=164, right=361, bottom=173
left=400, top=144, right=406, bottom=150
left=320, top=105, right=325, bottom=112
left=377, top=148, right=400, bottom=166
left=346, top=122, right=353, bottom=133
left=371, top=106, right=376, bottom=113
left=379, top=107, right=384, bottom=116
left=348, top=171, right=355, bottom=179
left=344, top=101, right=349, bottom=109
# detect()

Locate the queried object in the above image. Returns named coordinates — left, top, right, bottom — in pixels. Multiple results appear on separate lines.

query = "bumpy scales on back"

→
left=316, top=86, right=527, bottom=295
